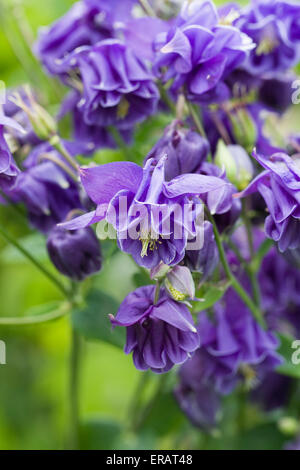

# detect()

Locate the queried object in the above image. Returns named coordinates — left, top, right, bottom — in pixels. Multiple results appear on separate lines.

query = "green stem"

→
left=49, top=136, right=80, bottom=173
left=138, top=0, right=156, bottom=17
left=241, top=200, right=261, bottom=306
left=39, top=153, right=78, bottom=183
left=157, top=81, right=176, bottom=114
left=206, top=211, right=266, bottom=328
left=0, top=224, right=70, bottom=299
left=68, top=327, right=81, bottom=449
left=107, top=126, right=132, bottom=161
left=132, top=374, right=168, bottom=432
left=0, top=303, right=70, bottom=326
left=127, top=371, right=151, bottom=426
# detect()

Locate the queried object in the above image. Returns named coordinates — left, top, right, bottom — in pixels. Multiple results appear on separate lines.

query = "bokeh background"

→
left=0, top=0, right=298, bottom=451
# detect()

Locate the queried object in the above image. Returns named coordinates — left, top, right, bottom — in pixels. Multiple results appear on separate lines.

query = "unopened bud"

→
left=229, top=107, right=257, bottom=154
left=278, top=417, right=300, bottom=436
left=150, top=262, right=170, bottom=280
left=165, top=265, right=195, bottom=301
left=10, top=86, right=57, bottom=141
left=215, top=140, right=254, bottom=190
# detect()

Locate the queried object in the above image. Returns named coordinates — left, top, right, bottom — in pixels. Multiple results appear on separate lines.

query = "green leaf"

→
left=79, top=418, right=121, bottom=450
left=194, top=281, right=230, bottom=312
left=276, top=333, right=300, bottom=379
left=72, top=289, right=125, bottom=349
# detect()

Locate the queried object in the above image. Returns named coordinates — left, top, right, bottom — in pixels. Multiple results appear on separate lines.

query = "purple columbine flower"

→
left=238, top=150, right=300, bottom=252
left=47, top=225, right=101, bottom=281
left=13, top=142, right=82, bottom=233
left=110, top=285, right=200, bottom=373
left=153, top=0, right=254, bottom=103
left=0, top=113, right=24, bottom=192
left=174, top=354, right=221, bottom=430
left=59, top=91, right=133, bottom=153
left=60, top=157, right=231, bottom=268
left=145, top=121, right=210, bottom=181
left=61, top=39, right=160, bottom=130
left=36, top=0, right=137, bottom=77
left=194, top=289, right=283, bottom=395
left=234, top=0, right=300, bottom=78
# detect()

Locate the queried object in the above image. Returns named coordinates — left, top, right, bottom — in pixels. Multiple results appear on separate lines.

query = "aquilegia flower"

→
left=174, top=349, right=221, bottom=430
left=47, top=225, right=102, bottom=281
left=60, top=157, right=231, bottom=268
left=0, top=113, right=23, bottom=192
left=153, top=0, right=254, bottom=102
left=110, top=285, right=200, bottom=373
left=36, top=0, right=137, bottom=77
left=61, top=39, right=160, bottom=130
left=13, top=142, right=82, bottom=233
left=145, top=120, right=210, bottom=181
left=238, top=151, right=300, bottom=252
left=234, top=0, right=300, bottom=78
left=194, top=289, right=282, bottom=394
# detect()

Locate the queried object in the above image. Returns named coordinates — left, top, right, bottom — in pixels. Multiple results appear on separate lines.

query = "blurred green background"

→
left=0, top=0, right=296, bottom=451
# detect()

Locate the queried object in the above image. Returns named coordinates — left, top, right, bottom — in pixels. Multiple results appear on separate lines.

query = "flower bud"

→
left=165, top=265, right=195, bottom=301
left=146, top=121, right=210, bottom=181
left=10, top=86, right=57, bottom=141
left=278, top=417, right=300, bottom=436
left=185, top=221, right=219, bottom=281
left=229, top=107, right=257, bottom=154
left=215, top=141, right=254, bottom=190
left=150, top=262, right=170, bottom=280
left=47, top=226, right=102, bottom=281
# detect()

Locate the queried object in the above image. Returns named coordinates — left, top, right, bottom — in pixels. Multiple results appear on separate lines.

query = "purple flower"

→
left=174, top=354, right=220, bottom=430
left=13, top=142, right=82, bottom=233
left=62, top=39, right=160, bottom=130
left=153, top=0, right=254, bottom=102
left=195, top=290, right=282, bottom=394
left=145, top=121, right=210, bottom=181
left=47, top=225, right=101, bottom=281
left=36, top=0, right=137, bottom=77
left=238, top=151, right=300, bottom=252
left=59, top=91, right=133, bottom=153
left=60, top=158, right=230, bottom=268
left=110, top=285, right=199, bottom=373
left=0, top=113, right=23, bottom=192
left=234, top=0, right=300, bottom=78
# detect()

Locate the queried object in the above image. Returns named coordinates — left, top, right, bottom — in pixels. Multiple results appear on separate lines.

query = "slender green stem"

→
left=154, top=282, right=161, bottom=304
left=68, top=327, right=81, bottom=449
left=157, top=81, right=176, bottom=114
left=49, top=136, right=80, bottom=173
left=138, top=0, right=156, bottom=17
left=107, top=126, right=132, bottom=161
left=127, top=371, right=151, bottom=426
left=206, top=211, right=266, bottom=328
left=39, top=153, right=78, bottom=183
left=0, top=190, right=27, bottom=221
left=132, top=374, right=168, bottom=432
left=0, top=303, right=71, bottom=326
left=0, top=224, right=70, bottom=299
left=241, top=200, right=261, bottom=306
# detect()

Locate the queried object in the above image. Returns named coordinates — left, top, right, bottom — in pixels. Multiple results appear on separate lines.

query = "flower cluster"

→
left=2, top=0, right=300, bottom=446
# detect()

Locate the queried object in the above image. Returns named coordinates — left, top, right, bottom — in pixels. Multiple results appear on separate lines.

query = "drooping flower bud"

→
left=146, top=121, right=210, bottom=181
left=165, top=265, right=195, bottom=301
left=228, top=108, right=257, bottom=154
left=10, top=86, right=57, bottom=141
left=214, top=141, right=254, bottom=190
left=185, top=221, right=219, bottom=281
left=150, top=262, right=170, bottom=280
left=47, top=226, right=102, bottom=281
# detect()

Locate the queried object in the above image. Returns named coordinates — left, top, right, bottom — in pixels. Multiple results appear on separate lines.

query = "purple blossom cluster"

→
left=1, top=0, right=300, bottom=446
